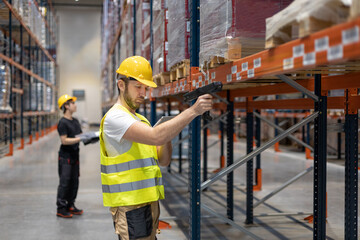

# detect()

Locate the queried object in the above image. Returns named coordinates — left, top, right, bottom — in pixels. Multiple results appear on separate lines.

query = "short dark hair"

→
left=61, top=100, right=73, bottom=113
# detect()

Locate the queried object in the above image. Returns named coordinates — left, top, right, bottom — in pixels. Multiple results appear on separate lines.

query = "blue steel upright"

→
left=203, top=118, right=208, bottom=183
left=344, top=89, right=358, bottom=240
left=133, top=0, right=136, bottom=55
left=313, top=74, right=327, bottom=239
left=20, top=24, right=24, bottom=145
left=255, top=109, right=261, bottom=183
left=246, top=104, right=254, bottom=224
left=226, top=91, right=234, bottom=220
left=149, top=0, right=157, bottom=127
left=189, top=0, right=201, bottom=239
left=8, top=1, right=13, bottom=152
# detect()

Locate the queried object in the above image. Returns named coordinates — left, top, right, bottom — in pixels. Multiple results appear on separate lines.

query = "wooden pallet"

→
left=203, top=56, right=231, bottom=69
left=266, top=2, right=350, bottom=49
left=153, top=72, right=170, bottom=86
left=169, top=60, right=190, bottom=81
left=350, top=0, right=360, bottom=19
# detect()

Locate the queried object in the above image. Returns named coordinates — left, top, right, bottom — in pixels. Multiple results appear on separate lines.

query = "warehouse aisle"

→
left=0, top=131, right=348, bottom=240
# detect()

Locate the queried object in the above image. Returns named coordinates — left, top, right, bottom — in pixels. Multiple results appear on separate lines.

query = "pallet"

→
left=169, top=59, right=190, bottom=81
left=203, top=56, right=231, bottom=69
left=153, top=72, right=170, bottom=86
left=266, top=1, right=350, bottom=49
left=350, top=0, right=360, bottom=19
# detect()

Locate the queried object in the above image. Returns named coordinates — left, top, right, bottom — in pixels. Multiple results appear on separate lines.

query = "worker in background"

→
left=99, top=56, right=213, bottom=240
left=56, top=94, right=97, bottom=218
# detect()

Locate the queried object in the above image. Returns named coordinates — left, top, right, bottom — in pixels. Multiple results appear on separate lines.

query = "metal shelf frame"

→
left=0, top=0, right=58, bottom=157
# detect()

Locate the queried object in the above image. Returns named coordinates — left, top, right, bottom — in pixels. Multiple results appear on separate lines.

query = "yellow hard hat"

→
left=116, top=56, right=157, bottom=88
left=58, top=94, right=77, bottom=109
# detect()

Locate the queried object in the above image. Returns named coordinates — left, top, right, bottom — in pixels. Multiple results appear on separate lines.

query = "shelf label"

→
left=211, top=72, right=216, bottom=79
left=254, top=58, right=261, bottom=68
left=227, top=74, right=232, bottom=82
left=327, top=44, right=343, bottom=61
left=236, top=72, right=241, bottom=81
left=242, top=62, right=248, bottom=71
left=247, top=69, right=254, bottom=78
left=303, top=52, right=315, bottom=66
left=315, top=36, right=329, bottom=52
left=293, top=44, right=304, bottom=58
left=342, top=26, right=359, bottom=45
left=231, top=65, right=237, bottom=74
left=283, top=58, right=294, bottom=70
left=205, top=73, right=209, bottom=81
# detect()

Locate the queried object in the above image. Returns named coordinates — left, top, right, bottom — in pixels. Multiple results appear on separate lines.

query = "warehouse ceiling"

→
left=52, top=0, right=103, bottom=8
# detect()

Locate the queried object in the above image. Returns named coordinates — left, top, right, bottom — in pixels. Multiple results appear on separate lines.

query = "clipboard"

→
left=154, top=116, right=175, bottom=127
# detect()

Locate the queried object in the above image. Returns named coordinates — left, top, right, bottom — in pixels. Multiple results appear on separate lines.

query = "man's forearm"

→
left=62, top=137, right=81, bottom=145
left=154, top=108, right=197, bottom=145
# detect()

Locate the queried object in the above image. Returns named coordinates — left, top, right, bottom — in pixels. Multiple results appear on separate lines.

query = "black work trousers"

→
left=56, top=151, right=80, bottom=210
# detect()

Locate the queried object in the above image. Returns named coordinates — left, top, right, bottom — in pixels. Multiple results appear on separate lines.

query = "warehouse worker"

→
left=56, top=94, right=96, bottom=218
left=100, top=56, right=213, bottom=240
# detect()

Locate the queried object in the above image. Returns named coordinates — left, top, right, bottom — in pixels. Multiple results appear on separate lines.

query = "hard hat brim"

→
left=135, top=78, right=157, bottom=88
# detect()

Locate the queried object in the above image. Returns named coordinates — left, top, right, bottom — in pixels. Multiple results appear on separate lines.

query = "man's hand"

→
left=190, top=94, right=213, bottom=116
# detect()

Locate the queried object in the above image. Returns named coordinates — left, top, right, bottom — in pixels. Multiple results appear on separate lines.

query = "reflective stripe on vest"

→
left=99, top=104, right=165, bottom=207
left=101, top=157, right=157, bottom=174
left=102, top=177, right=163, bottom=193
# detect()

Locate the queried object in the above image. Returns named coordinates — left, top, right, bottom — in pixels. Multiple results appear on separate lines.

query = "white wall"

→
left=57, top=6, right=102, bottom=124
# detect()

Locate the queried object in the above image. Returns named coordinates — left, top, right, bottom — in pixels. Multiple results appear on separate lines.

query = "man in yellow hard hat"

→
left=99, top=56, right=213, bottom=240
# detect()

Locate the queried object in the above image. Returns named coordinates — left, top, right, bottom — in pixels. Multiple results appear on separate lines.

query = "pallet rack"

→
left=0, top=0, right=58, bottom=157
left=101, top=1, right=359, bottom=239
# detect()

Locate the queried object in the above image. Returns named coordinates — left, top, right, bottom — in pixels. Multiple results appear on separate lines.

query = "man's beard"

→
left=124, top=87, right=142, bottom=110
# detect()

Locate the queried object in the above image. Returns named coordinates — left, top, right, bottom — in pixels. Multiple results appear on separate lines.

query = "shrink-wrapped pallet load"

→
left=152, top=0, right=168, bottom=75
left=0, top=65, right=12, bottom=112
left=200, top=0, right=292, bottom=67
left=266, top=0, right=352, bottom=48
left=135, top=0, right=150, bottom=59
left=167, top=0, right=189, bottom=69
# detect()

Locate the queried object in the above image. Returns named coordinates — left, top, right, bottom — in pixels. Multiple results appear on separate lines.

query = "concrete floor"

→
left=0, top=130, right=354, bottom=240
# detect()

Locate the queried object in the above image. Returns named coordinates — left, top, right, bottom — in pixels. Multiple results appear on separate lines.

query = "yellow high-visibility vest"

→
left=99, top=104, right=164, bottom=207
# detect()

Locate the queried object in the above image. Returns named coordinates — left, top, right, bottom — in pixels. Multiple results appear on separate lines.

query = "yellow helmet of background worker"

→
left=58, top=94, right=77, bottom=110
left=116, top=56, right=157, bottom=88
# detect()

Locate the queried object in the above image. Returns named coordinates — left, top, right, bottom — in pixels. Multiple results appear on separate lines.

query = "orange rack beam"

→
left=151, top=16, right=360, bottom=98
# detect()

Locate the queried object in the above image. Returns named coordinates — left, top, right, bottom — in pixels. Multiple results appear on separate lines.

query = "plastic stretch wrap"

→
left=266, top=0, right=351, bottom=41
left=135, top=0, right=150, bottom=58
left=0, top=65, right=12, bottom=112
left=136, top=1, right=142, bottom=56
left=125, top=4, right=134, bottom=58
left=152, top=0, right=168, bottom=74
left=45, top=86, right=53, bottom=112
left=167, top=0, right=189, bottom=69
left=200, top=0, right=292, bottom=66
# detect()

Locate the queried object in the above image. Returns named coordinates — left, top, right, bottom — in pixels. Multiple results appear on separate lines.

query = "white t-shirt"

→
left=103, top=104, right=140, bottom=157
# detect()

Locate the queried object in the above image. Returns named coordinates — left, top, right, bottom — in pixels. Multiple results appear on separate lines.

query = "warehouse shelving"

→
left=101, top=0, right=359, bottom=239
left=0, top=0, right=58, bottom=157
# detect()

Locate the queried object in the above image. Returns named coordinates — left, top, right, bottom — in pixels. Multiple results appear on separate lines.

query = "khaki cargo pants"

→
left=110, top=201, right=160, bottom=240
